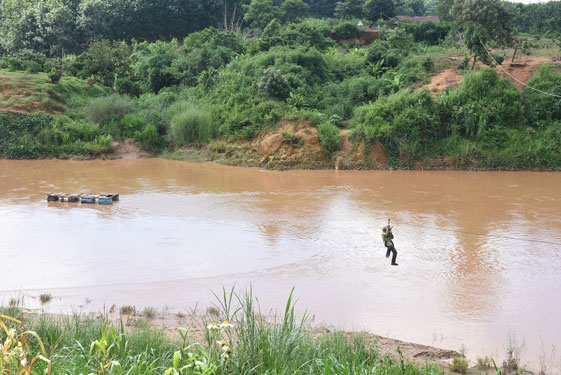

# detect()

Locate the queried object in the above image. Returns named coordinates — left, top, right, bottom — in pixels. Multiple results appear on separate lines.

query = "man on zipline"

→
left=382, top=220, right=398, bottom=266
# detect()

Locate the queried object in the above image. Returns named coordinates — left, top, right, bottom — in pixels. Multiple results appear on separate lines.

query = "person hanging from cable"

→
left=382, top=219, right=398, bottom=266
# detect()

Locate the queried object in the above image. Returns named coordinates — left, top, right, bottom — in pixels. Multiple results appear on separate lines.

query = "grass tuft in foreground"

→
left=1, top=289, right=446, bottom=375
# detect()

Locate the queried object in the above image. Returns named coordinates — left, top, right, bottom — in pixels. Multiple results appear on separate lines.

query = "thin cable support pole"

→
left=480, top=40, right=561, bottom=98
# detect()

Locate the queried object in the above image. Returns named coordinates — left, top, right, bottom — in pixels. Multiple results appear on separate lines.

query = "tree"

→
left=76, top=0, right=118, bottom=43
left=463, top=23, right=491, bottom=68
left=282, top=0, right=310, bottom=22
left=76, top=40, right=131, bottom=86
left=334, top=0, right=364, bottom=19
left=133, top=40, right=180, bottom=93
left=244, top=0, right=282, bottom=29
left=363, top=0, right=395, bottom=22
left=405, top=0, right=425, bottom=16
left=436, top=0, right=453, bottom=20
left=452, top=0, right=518, bottom=67
left=218, top=0, right=248, bottom=32
left=33, top=0, right=77, bottom=55
left=304, top=0, right=338, bottom=17
left=0, top=0, right=76, bottom=55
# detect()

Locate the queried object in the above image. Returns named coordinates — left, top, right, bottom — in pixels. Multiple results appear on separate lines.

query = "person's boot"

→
left=391, top=263, right=399, bottom=266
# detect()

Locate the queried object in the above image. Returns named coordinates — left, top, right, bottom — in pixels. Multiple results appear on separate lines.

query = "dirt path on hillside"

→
left=425, top=55, right=558, bottom=94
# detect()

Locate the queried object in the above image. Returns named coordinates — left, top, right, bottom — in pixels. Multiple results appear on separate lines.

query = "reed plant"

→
left=167, top=101, right=219, bottom=145
left=1, top=290, right=445, bottom=375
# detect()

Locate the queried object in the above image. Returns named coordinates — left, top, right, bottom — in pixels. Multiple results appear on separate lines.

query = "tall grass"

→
left=1, top=291, right=445, bottom=375
left=86, top=94, right=136, bottom=126
left=167, top=101, right=219, bottom=145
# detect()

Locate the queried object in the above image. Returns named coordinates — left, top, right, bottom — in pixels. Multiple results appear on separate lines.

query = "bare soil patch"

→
left=0, top=79, right=61, bottom=114
left=424, top=55, right=560, bottom=94
left=110, top=139, right=152, bottom=159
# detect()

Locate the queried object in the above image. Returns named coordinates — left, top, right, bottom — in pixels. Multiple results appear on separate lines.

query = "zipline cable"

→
left=397, top=221, right=561, bottom=246
left=480, top=39, right=561, bottom=98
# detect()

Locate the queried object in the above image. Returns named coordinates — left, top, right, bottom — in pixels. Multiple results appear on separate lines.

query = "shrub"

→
left=140, top=124, right=161, bottom=151
left=386, top=28, right=414, bottom=54
left=39, top=293, right=52, bottom=303
left=437, top=68, right=522, bottom=140
left=48, top=68, right=62, bottom=84
left=476, top=356, right=493, bottom=370
left=258, top=67, right=291, bottom=100
left=168, top=102, right=218, bottom=145
left=524, top=63, right=561, bottom=125
left=329, top=114, right=343, bottom=127
left=493, top=53, right=504, bottom=65
left=353, top=89, right=441, bottom=161
left=317, top=122, right=341, bottom=155
left=87, top=95, right=136, bottom=127
left=143, top=306, right=156, bottom=319
left=401, top=21, right=450, bottom=45
left=120, top=114, right=146, bottom=139
left=95, top=134, right=113, bottom=149
left=366, top=40, right=389, bottom=64
left=459, top=55, right=470, bottom=70
left=333, top=21, right=360, bottom=40
left=282, top=131, right=304, bottom=146
left=120, top=305, right=136, bottom=315
left=451, top=357, right=469, bottom=373
left=422, top=56, right=434, bottom=72
left=366, top=40, right=401, bottom=68
left=115, top=77, right=143, bottom=97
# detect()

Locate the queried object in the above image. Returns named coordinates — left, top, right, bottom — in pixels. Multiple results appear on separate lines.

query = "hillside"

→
left=0, top=70, right=110, bottom=115
left=1, top=0, right=561, bottom=169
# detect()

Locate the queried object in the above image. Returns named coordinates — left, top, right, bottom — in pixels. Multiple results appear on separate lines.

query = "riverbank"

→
left=1, top=299, right=465, bottom=375
left=17, top=131, right=558, bottom=172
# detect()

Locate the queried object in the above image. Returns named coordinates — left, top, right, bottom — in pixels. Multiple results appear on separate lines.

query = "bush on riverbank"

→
left=0, top=291, right=445, bottom=375
left=0, top=113, right=112, bottom=158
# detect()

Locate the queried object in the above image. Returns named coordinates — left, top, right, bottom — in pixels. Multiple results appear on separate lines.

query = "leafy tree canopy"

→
left=282, top=0, right=310, bottom=22
left=363, top=0, right=396, bottom=22
left=452, top=0, right=518, bottom=46
left=244, top=0, right=282, bottom=29
left=334, top=0, right=364, bottom=19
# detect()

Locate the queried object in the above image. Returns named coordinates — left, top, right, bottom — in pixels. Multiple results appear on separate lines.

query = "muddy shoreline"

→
left=3, top=139, right=558, bottom=172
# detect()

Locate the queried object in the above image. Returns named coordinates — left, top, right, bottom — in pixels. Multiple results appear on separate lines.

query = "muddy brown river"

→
left=1, top=159, right=560, bottom=368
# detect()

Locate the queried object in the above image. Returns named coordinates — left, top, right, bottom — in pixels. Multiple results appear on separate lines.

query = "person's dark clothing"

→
left=385, top=245, right=397, bottom=265
left=382, top=229, right=398, bottom=265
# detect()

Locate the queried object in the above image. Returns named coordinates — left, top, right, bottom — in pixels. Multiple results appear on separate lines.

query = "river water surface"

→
left=1, top=159, right=560, bottom=367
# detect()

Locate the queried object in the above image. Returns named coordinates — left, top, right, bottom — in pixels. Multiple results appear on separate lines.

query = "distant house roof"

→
left=397, top=15, right=440, bottom=22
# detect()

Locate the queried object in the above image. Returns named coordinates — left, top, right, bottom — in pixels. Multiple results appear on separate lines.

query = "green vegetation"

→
left=450, top=357, right=469, bottom=374
left=0, top=290, right=447, bottom=375
left=0, top=0, right=560, bottom=169
left=119, top=305, right=136, bottom=315
left=39, top=293, right=52, bottom=303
